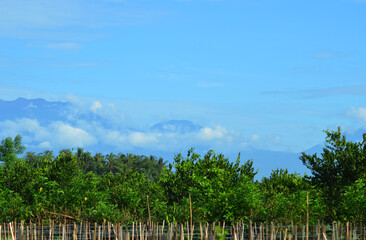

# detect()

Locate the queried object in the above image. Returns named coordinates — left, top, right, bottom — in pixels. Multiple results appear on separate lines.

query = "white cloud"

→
left=197, top=125, right=226, bottom=141
left=0, top=97, right=273, bottom=153
left=102, top=129, right=126, bottom=146
left=50, top=121, right=97, bottom=147
left=39, top=141, right=51, bottom=148
left=349, top=107, right=366, bottom=125
left=0, top=118, right=50, bottom=141
left=128, top=132, right=158, bottom=146
left=91, top=101, right=103, bottom=113
left=251, top=134, right=260, bottom=141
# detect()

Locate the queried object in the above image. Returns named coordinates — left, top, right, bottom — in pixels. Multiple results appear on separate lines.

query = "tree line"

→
left=0, top=128, right=365, bottom=224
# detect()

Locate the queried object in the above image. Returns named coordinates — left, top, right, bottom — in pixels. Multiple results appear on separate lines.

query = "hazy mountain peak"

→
left=150, top=120, right=202, bottom=133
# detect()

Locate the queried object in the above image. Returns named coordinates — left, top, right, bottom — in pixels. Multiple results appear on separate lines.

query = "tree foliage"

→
left=0, top=128, right=364, bottom=223
left=300, top=127, right=366, bottom=220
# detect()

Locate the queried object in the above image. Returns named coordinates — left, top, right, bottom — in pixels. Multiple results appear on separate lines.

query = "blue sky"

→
left=1, top=0, right=366, bottom=156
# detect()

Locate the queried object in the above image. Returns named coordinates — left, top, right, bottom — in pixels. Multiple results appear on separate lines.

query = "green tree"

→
left=260, top=169, right=310, bottom=223
left=342, top=178, right=366, bottom=222
left=0, top=135, right=25, bottom=164
left=160, top=149, right=258, bottom=222
left=300, top=127, right=366, bottom=220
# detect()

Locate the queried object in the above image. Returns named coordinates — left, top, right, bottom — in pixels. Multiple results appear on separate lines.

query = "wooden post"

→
left=132, top=222, right=135, bottom=240
left=250, top=221, right=253, bottom=240
left=189, top=194, right=193, bottom=240
left=73, top=223, right=78, bottom=240
left=306, top=191, right=309, bottom=240
left=180, top=224, right=184, bottom=240
left=147, top=195, right=151, bottom=227
left=41, top=221, right=44, bottom=240
left=9, top=222, right=15, bottom=240
left=20, top=220, right=25, bottom=240
left=186, top=222, right=189, bottom=240
left=34, top=224, right=37, bottom=240
left=108, top=222, right=112, bottom=240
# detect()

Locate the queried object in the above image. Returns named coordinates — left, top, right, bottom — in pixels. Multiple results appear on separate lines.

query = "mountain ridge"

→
left=1, top=97, right=362, bottom=178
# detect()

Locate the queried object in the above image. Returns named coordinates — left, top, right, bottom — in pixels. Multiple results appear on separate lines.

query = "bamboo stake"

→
left=111, top=224, right=118, bottom=240
left=162, top=220, right=166, bottom=240
left=322, top=224, right=327, bottom=240
left=119, top=225, right=123, bottom=240
left=34, top=224, right=37, bottom=240
left=186, top=222, right=189, bottom=240
left=250, top=221, right=253, bottom=240
left=41, top=221, right=44, bottom=240
left=30, top=221, right=33, bottom=240
left=9, top=222, right=15, bottom=240
left=20, top=220, right=24, bottom=240
left=94, top=223, right=97, bottom=240
left=138, top=222, right=141, bottom=240
left=14, top=220, right=17, bottom=240
left=147, top=195, right=151, bottom=227
left=63, top=223, right=66, bottom=240
left=85, top=223, right=88, bottom=240
left=102, top=220, right=105, bottom=240
left=126, top=229, right=130, bottom=240
left=306, top=192, right=309, bottom=240
left=73, top=223, right=78, bottom=240
left=49, top=219, right=52, bottom=240
left=108, top=222, right=111, bottom=240
left=241, top=222, right=245, bottom=240
left=189, top=194, right=193, bottom=240
left=132, top=222, right=135, bottom=240
left=180, top=224, right=184, bottom=240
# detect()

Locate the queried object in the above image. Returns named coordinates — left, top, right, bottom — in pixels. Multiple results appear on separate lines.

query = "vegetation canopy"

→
left=0, top=128, right=365, bottom=223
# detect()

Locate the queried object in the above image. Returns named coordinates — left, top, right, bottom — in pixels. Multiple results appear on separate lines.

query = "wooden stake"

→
left=147, top=195, right=151, bottom=227
left=189, top=193, right=193, bottom=240
left=34, top=224, right=37, bottom=240
left=20, top=220, right=24, bottom=240
left=132, top=222, right=135, bottom=240
left=306, top=191, right=309, bottom=240
left=180, top=224, right=184, bottom=240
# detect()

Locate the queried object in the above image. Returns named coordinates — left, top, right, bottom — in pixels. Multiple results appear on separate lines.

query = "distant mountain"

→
left=303, top=144, right=323, bottom=155
left=0, top=97, right=109, bottom=126
left=0, top=97, right=70, bottom=124
left=150, top=120, right=202, bottom=133
left=2, top=97, right=364, bottom=179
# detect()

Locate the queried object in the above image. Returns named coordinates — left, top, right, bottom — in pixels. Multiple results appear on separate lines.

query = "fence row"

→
left=0, top=221, right=365, bottom=240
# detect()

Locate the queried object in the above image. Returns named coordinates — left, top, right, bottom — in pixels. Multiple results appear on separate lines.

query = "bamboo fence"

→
left=0, top=220, right=364, bottom=240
